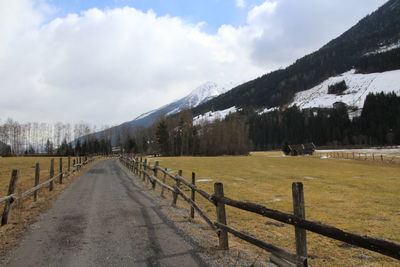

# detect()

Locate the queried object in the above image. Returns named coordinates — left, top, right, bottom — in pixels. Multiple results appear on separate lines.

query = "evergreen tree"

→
left=45, top=139, right=54, bottom=154
left=156, top=121, right=169, bottom=155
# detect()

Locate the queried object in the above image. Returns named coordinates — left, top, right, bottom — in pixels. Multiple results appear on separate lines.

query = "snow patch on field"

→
left=291, top=69, right=400, bottom=110
left=193, top=106, right=237, bottom=125
left=197, top=179, right=213, bottom=182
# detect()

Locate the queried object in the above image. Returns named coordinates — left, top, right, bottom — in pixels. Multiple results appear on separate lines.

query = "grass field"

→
left=146, top=152, right=400, bottom=266
left=0, top=157, right=78, bottom=197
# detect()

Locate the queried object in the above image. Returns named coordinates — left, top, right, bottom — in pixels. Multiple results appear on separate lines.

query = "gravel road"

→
left=1, top=159, right=207, bottom=267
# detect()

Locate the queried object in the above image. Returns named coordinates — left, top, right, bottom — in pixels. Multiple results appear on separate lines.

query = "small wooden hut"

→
left=287, top=143, right=316, bottom=156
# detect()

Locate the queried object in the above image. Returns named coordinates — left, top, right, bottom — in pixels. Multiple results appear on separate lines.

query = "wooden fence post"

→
left=172, top=170, right=182, bottom=206
left=49, top=159, right=54, bottom=191
left=161, top=168, right=167, bottom=198
left=68, top=156, right=71, bottom=172
left=139, top=158, right=142, bottom=177
left=292, top=182, right=307, bottom=259
left=190, top=172, right=196, bottom=219
left=1, top=170, right=19, bottom=226
left=214, top=182, right=229, bottom=249
left=73, top=159, right=76, bottom=171
left=154, top=161, right=159, bottom=177
left=34, top=163, right=40, bottom=201
left=152, top=161, right=159, bottom=190
left=59, top=158, right=63, bottom=184
left=143, top=159, right=147, bottom=182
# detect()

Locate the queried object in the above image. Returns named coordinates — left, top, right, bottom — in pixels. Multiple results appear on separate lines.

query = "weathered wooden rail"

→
left=119, top=156, right=400, bottom=266
left=315, top=151, right=400, bottom=164
left=0, top=156, right=95, bottom=226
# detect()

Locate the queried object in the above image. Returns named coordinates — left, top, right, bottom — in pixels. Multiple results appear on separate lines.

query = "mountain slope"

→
left=192, top=0, right=400, bottom=116
left=124, top=81, right=230, bottom=129
left=290, top=69, right=400, bottom=112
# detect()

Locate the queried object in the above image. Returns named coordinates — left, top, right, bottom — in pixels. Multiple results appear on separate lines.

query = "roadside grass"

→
left=146, top=153, right=400, bottom=266
left=0, top=156, right=97, bottom=257
left=0, top=157, right=76, bottom=197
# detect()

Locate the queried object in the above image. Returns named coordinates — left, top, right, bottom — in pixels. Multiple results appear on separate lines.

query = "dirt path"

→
left=1, top=159, right=207, bottom=267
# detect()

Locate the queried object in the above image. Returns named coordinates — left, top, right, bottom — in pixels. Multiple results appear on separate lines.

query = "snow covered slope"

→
left=126, top=81, right=230, bottom=128
left=166, top=82, right=230, bottom=115
left=194, top=69, right=400, bottom=122
left=193, top=106, right=237, bottom=125
left=290, top=69, right=400, bottom=111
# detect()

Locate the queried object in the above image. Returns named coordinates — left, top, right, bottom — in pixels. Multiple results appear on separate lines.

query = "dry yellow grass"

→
left=0, top=157, right=79, bottom=197
left=0, top=156, right=97, bottom=257
left=145, top=153, right=400, bottom=266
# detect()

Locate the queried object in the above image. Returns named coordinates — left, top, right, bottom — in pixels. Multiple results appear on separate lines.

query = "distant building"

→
left=286, top=143, right=316, bottom=156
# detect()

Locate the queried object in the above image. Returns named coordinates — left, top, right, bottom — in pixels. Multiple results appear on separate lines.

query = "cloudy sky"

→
left=0, top=0, right=387, bottom=126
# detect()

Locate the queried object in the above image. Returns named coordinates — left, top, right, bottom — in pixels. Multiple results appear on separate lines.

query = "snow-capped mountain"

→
left=83, top=81, right=231, bottom=143
left=85, top=82, right=234, bottom=143
left=124, top=81, right=230, bottom=129
left=165, top=82, right=231, bottom=116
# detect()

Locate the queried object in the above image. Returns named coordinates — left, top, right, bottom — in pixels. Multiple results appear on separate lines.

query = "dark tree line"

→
left=128, top=92, right=400, bottom=156
left=49, top=138, right=112, bottom=156
left=153, top=110, right=250, bottom=156
left=353, top=92, right=400, bottom=146
left=248, top=92, right=400, bottom=150
left=74, top=138, right=112, bottom=156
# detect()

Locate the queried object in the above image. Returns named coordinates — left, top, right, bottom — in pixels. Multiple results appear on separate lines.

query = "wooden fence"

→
left=120, top=156, right=400, bottom=267
left=315, top=151, right=400, bottom=164
left=0, top=156, right=95, bottom=226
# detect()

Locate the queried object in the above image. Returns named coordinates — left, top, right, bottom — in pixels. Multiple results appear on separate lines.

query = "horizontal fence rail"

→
left=0, top=156, right=96, bottom=226
left=119, top=155, right=400, bottom=266
left=315, top=152, right=400, bottom=165
left=211, top=194, right=400, bottom=260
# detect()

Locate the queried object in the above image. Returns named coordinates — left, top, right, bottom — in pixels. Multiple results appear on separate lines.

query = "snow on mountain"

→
left=365, top=40, right=400, bottom=56
left=289, top=69, right=400, bottom=112
left=258, top=107, right=278, bottom=115
left=166, top=81, right=230, bottom=115
left=128, top=81, right=231, bottom=128
left=193, top=106, right=237, bottom=125
left=134, top=108, right=159, bottom=120
left=193, top=69, right=400, bottom=122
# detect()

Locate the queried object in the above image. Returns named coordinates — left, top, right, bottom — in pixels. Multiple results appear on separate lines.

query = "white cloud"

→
left=0, top=3, right=264, bottom=125
left=235, top=0, right=246, bottom=8
left=0, top=0, right=387, bottom=125
left=248, top=1, right=277, bottom=22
